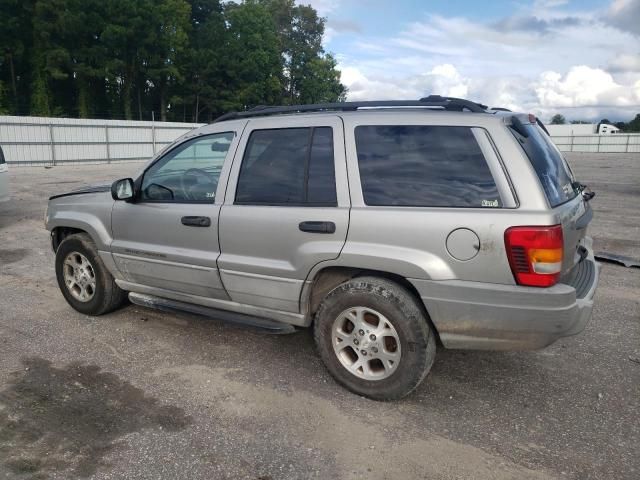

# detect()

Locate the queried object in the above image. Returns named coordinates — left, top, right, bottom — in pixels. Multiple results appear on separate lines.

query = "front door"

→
left=111, top=130, right=239, bottom=299
left=218, top=116, right=350, bottom=313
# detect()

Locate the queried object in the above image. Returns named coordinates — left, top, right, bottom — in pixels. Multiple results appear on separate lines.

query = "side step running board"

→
left=128, top=292, right=297, bottom=335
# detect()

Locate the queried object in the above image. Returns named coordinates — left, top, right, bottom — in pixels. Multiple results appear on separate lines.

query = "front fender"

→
left=46, top=193, right=115, bottom=251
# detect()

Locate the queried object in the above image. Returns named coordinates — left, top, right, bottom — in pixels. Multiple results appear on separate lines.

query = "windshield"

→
left=510, top=123, right=579, bottom=207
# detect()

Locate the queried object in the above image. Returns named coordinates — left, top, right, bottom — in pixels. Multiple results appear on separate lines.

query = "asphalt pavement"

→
left=0, top=153, right=638, bottom=480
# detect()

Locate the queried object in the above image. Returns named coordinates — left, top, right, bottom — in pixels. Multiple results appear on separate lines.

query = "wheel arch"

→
left=51, top=226, right=87, bottom=252
left=301, top=265, right=442, bottom=345
left=47, top=210, right=112, bottom=252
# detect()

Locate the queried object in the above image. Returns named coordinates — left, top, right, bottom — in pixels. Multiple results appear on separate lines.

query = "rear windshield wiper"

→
left=572, top=181, right=596, bottom=201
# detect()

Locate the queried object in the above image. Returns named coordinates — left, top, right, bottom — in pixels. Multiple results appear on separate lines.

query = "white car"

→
left=0, top=146, right=8, bottom=202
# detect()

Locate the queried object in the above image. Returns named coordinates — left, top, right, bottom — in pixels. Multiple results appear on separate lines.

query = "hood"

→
left=49, top=182, right=111, bottom=201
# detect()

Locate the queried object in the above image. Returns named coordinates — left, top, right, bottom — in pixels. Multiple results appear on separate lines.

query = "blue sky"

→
left=303, top=0, right=640, bottom=121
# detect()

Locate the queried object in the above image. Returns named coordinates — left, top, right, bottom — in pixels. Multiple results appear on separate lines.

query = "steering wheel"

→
left=180, top=168, right=216, bottom=200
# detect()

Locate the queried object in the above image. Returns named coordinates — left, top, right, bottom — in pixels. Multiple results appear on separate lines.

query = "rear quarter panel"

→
left=336, top=112, right=556, bottom=284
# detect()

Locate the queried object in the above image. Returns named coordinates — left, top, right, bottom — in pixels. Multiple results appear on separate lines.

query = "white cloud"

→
left=607, top=0, right=640, bottom=35
left=534, top=0, right=569, bottom=7
left=388, top=13, right=638, bottom=78
left=535, top=66, right=640, bottom=108
left=336, top=2, right=640, bottom=121
left=339, top=62, right=640, bottom=122
left=609, top=53, right=640, bottom=73
left=426, top=64, right=469, bottom=97
left=341, top=64, right=470, bottom=101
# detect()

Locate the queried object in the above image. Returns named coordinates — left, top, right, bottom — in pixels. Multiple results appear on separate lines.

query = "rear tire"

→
left=313, top=276, right=436, bottom=400
left=55, top=233, right=127, bottom=315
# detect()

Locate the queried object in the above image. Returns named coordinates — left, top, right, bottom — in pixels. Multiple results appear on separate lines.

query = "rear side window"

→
left=235, top=127, right=337, bottom=206
left=0, top=146, right=5, bottom=164
left=308, top=128, right=337, bottom=204
left=510, top=123, right=578, bottom=207
left=355, top=125, right=501, bottom=208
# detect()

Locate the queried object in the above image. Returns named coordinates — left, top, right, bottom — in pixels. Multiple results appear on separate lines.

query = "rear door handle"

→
left=181, top=216, right=211, bottom=227
left=299, top=221, right=336, bottom=234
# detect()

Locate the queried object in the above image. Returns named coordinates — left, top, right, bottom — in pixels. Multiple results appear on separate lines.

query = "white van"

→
left=0, top=146, right=8, bottom=202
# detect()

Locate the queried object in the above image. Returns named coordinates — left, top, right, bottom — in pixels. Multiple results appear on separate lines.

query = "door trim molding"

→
left=219, top=268, right=301, bottom=283
left=113, top=252, right=212, bottom=270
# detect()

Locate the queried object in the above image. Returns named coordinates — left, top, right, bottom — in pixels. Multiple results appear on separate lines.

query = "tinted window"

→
left=307, top=128, right=336, bottom=204
left=0, top=146, right=5, bottom=164
left=141, top=132, right=233, bottom=203
left=510, top=123, right=578, bottom=207
left=235, top=127, right=337, bottom=206
left=355, top=126, right=501, bottom=207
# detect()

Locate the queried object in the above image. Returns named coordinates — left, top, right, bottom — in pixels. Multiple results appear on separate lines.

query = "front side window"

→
left=140, top=132, right=234, bottom=203
left=355, top=125, right=501, bottom=208
left=235, top=127, right=337, bottom=206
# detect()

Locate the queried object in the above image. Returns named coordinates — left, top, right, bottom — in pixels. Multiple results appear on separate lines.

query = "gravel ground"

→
left=0, top=153, right=638, bottom=480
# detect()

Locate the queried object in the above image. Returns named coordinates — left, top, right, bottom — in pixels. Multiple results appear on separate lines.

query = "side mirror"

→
left=111, top=178, right=134, bottom=201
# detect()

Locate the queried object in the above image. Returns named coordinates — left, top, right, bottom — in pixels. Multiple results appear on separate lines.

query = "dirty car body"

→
left=45, top=97, right=600, bottom=399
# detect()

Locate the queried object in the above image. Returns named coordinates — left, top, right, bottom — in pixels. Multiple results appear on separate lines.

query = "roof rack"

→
left=213, top=95, right=488, bottom=122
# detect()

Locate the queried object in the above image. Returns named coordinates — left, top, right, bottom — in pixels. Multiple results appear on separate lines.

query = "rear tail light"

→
left=504, top=225, right=563, bottom=287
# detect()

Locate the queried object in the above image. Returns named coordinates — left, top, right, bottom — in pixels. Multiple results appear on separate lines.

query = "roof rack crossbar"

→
left=213, top=95, right=488, bottom=122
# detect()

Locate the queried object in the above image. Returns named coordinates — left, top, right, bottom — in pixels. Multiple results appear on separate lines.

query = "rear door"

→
left=509, top=121, right=590, bottom=274
left=217, top=115, right=349, bottom=313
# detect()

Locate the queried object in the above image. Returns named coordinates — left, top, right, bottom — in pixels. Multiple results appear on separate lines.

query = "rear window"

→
left=510, top=123, right=578, bottom=207
left=355, top=125, right=501, bottom=208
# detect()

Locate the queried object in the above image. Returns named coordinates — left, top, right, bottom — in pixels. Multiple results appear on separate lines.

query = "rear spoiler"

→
left=536, top=119, right=551, bottom=136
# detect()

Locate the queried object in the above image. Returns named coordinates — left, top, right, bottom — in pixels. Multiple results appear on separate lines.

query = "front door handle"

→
left=299, top=221, right=336, bottom=234
left=181, top=216, right=211, bottom=227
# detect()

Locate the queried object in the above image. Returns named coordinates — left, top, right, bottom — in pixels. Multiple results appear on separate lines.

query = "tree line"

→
left=0, top=0, right=347, bottom=122
left=550, top=113, right=640, bottom=132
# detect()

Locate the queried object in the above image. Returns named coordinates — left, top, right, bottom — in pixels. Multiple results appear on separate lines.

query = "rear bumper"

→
left=410, top=249, right=600, bottom=351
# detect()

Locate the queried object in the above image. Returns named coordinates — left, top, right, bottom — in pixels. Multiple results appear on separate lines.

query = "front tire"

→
left=313, top=276, right=436, bottom=401
left=55, top=233, right=127, bottom=315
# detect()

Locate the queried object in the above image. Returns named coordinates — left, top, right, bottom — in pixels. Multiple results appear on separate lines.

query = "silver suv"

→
left=45, top=96, right=599, bottom=400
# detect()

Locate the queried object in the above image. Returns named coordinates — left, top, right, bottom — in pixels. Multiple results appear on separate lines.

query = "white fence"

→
left=2, top=116, right=637, bottom=165
left=0, top=116, right=205, bottom=166
left=551, top=134, right=640, bottom=153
